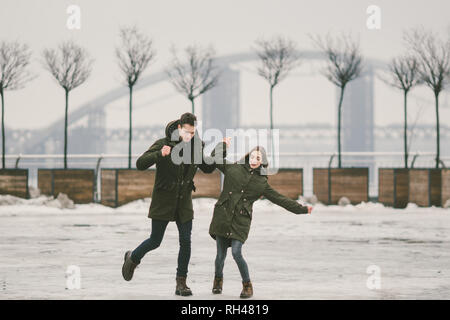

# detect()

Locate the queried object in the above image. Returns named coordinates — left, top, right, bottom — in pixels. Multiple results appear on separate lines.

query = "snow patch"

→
left=0, top=193, right=75, bottom=209
left=298, top=194, right=319, bottom=205
left=1, top=194, right=450, bottom=217
left=29, top=186, right=41, bottom=198
left=444, top=199, right=450, bottom=209
left=0, top=194, right=24, bottom=206
left=406, top=203, right=419, bottom=209
left=47, top=193, right=75, bottom=209
left=338, top=197, right=351, bottom=206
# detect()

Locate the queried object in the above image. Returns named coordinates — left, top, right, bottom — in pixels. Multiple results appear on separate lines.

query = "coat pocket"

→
left=242, top=202, right=253, bottom=218
left=215, top=195, right=229, bottom=207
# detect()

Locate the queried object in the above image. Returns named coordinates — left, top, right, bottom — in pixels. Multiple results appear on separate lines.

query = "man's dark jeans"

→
left=131, top=218, right=192, bottom=277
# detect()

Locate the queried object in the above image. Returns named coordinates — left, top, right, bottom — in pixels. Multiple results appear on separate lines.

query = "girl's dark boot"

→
left=212, top=276, right=223, bottom=294
left=240, top=280, right=253, bottom=298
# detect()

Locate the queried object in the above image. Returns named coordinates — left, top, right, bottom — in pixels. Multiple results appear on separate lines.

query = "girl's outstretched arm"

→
left=262, top=183, right=310, bottom=214
left=198, top=140, right=222, bottom=173
left=207, top=139, right=230, bottom=173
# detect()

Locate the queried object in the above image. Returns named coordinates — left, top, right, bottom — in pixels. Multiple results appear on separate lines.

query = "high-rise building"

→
left=341, top=68, right=375, bottom=154
left=202, top=67, right=240, bottom=136
left=339, top=67, right=375, bottom=191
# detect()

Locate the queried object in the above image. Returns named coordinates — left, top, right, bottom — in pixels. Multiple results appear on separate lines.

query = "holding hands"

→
left=223, top=137, right=231, bottom=148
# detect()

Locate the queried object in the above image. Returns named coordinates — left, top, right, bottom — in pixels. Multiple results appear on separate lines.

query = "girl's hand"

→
left=307, top=206, right=313, bottom=214
left=223, top=137, right=231, bottom=148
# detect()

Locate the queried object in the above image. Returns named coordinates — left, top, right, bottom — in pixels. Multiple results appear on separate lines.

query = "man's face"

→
left=178, top=124, right=195, bottom=142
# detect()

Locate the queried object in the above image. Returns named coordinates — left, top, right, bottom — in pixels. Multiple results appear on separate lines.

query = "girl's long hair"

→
left=239, top=146, right=269, bottom=168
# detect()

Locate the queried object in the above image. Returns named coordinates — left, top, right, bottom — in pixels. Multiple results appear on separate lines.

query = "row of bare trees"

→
left=383, top=27, right=450, bottom=169
left=0, top=40, right=94, bottom=170
left=115, top=27, right=155, bottom=168
left=42, top=42, right=94, bottom=169
left=255, top=29, right=450, bottom=169
left=116, top=27, right=220, bottom=167
left=255, top=34, right=363, bottom=167
left=0, top=42, right=33, bottom=169
left=0, top=27, right=219, bottom=169
left=1, top=26, right=449, bottom=171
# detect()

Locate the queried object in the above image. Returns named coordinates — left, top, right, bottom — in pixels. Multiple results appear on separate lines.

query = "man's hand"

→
left=161, top=145, right=171, bottom=157
left=223, top=137, right=231, bottom=148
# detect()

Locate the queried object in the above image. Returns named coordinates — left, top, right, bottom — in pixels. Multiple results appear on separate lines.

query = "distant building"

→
left=341, top=68, right=375, bottom=154
left=339, top=68, right=375, bottom=184
left=202, top=67, right=240, bottom=136
left=69, top=108, right=106, bottom=154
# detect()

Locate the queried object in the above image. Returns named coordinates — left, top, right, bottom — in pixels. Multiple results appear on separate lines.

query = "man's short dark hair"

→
left=180, top=112, right=197, bottom=127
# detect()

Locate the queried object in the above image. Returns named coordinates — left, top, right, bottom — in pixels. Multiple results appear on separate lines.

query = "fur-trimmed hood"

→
left=164, top=118, right=205, bottom=150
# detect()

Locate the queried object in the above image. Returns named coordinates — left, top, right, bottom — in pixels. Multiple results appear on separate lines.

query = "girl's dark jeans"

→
left=215, top=235, right=250, bottom=282
left=131, top=218, right=192, bottom=278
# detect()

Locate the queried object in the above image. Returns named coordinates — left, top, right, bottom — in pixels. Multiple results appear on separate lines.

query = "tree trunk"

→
left=191, top=98, right=195, bottom=114
left=1, top=88, right=5, bottom=169
left=435, top=92, right=440, bottom=168
left=64, top=89, right=69, bottom=169
left=270, top=86, right=275, bottom=165
left=337, top=86, right=345, bottom=169
left=128, top=85, right=133, bottom=169
left=403, top=90, right=408, bottom=169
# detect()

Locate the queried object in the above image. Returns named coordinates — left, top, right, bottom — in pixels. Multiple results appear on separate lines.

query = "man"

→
left=122, top=112, right=222, bottom=296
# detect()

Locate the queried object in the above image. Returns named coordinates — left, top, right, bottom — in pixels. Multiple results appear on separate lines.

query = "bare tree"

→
left=381, top=54, right=422, bottom=168
left=166, top=44, right=219, bottom=114
left=311, top=33, right=363, bottom=168
left=404, top=27, right=450, bottom=168
left=254, top=36, right=300, bottom=163
left=0, top=41, right=33, bottom=169
left=42, top=41, right=93, bottom=169
left=116, top=26, right=156, bottom=169
left=407, top=102, right=426, bottom=163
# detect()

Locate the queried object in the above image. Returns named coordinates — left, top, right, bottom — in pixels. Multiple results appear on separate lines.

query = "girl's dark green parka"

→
left=208, top=142, right=309, bottom=244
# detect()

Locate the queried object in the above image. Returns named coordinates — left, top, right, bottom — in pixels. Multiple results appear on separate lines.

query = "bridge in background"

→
left=13, top=50, right=392, bottom=156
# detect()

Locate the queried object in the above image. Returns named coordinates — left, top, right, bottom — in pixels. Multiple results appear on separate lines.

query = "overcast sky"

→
left=0, top=0, right=449, bottom=130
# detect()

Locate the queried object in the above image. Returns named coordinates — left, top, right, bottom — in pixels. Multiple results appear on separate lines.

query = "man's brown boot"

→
left=175, top=276, right=193, bottom=296
left=212, top=277, right=223, bottom=294
left=122, top=250, right=139, bottom=281
left=240, top=280, right=253, bottom=298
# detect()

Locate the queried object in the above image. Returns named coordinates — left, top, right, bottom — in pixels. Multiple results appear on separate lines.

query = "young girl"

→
left=208, top=140, right=313, bottom=298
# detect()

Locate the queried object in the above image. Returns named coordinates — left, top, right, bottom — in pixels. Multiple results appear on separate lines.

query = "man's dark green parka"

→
left=136, top=119, right=218, bottom=224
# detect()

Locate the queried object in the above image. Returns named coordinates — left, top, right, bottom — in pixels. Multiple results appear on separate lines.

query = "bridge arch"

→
left=24, top=50, right=385, bottom=153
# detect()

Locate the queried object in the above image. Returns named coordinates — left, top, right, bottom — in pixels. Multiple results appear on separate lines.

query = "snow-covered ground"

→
left=0, top=195, right=449, bottom=300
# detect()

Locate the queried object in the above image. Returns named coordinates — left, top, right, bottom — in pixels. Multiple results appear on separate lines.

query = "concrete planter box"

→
left=267, top=168, right=303, bottom=199
left=378, top=168, right=409, bottom=208
left=0, top=169, right=29, bottom=198
left=408, top=168, right=450, bottom=207
left=313, top=167, right=369, bottom=205
left=38, top=169, right=95, bottom=204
